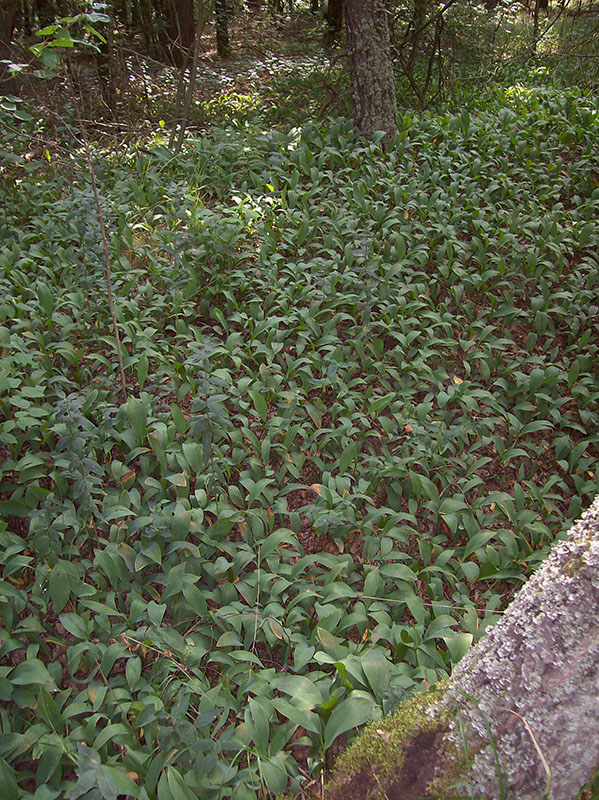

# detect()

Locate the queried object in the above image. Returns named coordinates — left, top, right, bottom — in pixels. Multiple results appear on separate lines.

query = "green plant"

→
left=1, top=79, right=598, bottom=798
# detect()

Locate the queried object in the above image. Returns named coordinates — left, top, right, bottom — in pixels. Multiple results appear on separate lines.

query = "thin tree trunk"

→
left=0, top=0, right=19, bottom=94
left=170, top=0, right=194, bottom=65
left=407, top=0, right=428, bottom=71
left=532, top=0, right=541, bottom=54
left=21, top=0, right=34, bottom=36
left=215, top=0, right=231, bottom=59
left=344, top=0, right=398, bottom=143
left=35, top=0, right=56, bottom=27
left=97, top=11, right=117, bottom=115
left=328, top=495, right=599, bottom=800
left=170, top=4, right=210, bottom=151
left=325, top=0, right=343, bottom=44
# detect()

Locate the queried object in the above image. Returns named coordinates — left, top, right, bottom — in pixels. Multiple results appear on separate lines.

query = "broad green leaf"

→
left=171, top=403, right=187, bottom=435
left=260, top=755, right=288, bottom=795
left=323, top=692, right=376, bottom=749
left=361, top=648, right=389, bottom=698
left=246, top=697, right=270, bottom=753
left=443, top=633, right=473, bottom=664
left=94, top=722, right=132, bottom=750
left=101, top=766, right=140, bottom=799
left=126, top=655, right=142, bottom=691
left=320, top=582, right=355, bottom=603
left=166, top=472, right=187, bottom=488
left=339, top=442, right=357, bottom=475
left=37, top=282, right=54, bottom=316
left=464, top=530, right=498, bottom=558
left=59, top=613, right=89, bottom=639
left=230, top=650, right=264, bottom=665
left=275, top=674, right=323, bottom=710
left=126, top=397, right=147, bottom=442
left=37, top=689, right=64, bottom=733
left=182, top=442, right=203, bottom=472
left=11, top=659, right=57, bottom=690
left=48, top=37, right=74, bottom=47
left=49, top=564, right=70, bottom=613
left=147, top=601, right=167, bottom=626
left=316, top=627, right=348, bottom=660
left=273, top=698, right=322, bottom=735
left=0, top=756, right=19, bottom=800
left=406, top=594, right=426, bottom=626
left=424, top=615, right=455, bottom=640
left=167, top=765, right=201, bottom=800
left=37, top=745, right=62, bottom=786
left=379, top=563, right=416, bottom=582
left=249, top=388, right=268, bottom=422
left=216, top=631, right=242, bottom=648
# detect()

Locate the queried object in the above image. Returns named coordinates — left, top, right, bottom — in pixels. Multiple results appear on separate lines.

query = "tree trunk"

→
left=407, top=0, right=428, bottom=71
left=215, top=0, right=231, bottom=59
left=35, top=0, right=56, bottom=28
left=170, top=0, right=195, bottom=65
left=532, top=0, right=541, bottom=54
left=96, top=11, right=117, bottom=115
left=325, top=0, right=343, bottom=44
left=327, top=495, right=599, bottom=800
left=21, top=0, right=34, bottom=36
left=0, top=0, right=19, bottom=95
left=344, top=0, right=398, bottom=143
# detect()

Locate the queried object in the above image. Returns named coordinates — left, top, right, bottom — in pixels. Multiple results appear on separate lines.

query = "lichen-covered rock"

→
left=326, top=495, right=599, bottom=800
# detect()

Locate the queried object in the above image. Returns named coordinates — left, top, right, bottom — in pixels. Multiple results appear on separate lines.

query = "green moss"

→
left=329, top=683, right=456, bottom=795
left=562, top=529, right=594, bottom=576
left=353, top=685, right=445, bottom=769
left=326, top=682, right=497, bottom=800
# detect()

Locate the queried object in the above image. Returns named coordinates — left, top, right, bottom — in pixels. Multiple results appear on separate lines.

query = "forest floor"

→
left=1, top=12, right=599, bottom=800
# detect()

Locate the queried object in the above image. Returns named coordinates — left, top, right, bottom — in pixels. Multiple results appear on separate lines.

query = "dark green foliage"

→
left=1, top=84, right=598, bottom=798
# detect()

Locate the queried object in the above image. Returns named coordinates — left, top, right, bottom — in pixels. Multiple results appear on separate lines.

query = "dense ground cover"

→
left=1, top=81, right=599, bottom=799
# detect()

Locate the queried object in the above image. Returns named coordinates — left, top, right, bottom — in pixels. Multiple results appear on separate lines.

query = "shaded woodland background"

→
left=3, top=0, right=599, bottom=137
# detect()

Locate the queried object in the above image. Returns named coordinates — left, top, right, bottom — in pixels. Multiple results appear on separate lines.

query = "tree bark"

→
left=215, top=0, right=231, bottom=59
left=327, top=495, right=599, bottom=799
left=325, top=0, right=343, bottom=44
left=407, top=0, right=428, bottom=71
left=170, top=0, right=195, bottom=65
left=344, top=0, right=398, bottom=143
left=0, top=0, right=19, bottom=94
left=35, top=0, right=57, bottom=28
left=96, top=10, right=117, bottom=115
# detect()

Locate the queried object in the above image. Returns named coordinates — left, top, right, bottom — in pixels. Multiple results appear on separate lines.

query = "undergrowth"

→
left=0, top=81, right=598, bottom=799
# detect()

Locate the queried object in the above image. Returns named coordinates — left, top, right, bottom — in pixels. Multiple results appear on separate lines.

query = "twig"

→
left=85, top=145, right=128, bottom=400
left=65, top=66, right=128, bottom=400
left=175, top=7, right=210, bottom=153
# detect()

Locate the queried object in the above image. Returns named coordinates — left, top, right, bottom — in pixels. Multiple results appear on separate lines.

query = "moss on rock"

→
left=326, top=682, right=474, bottom=800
